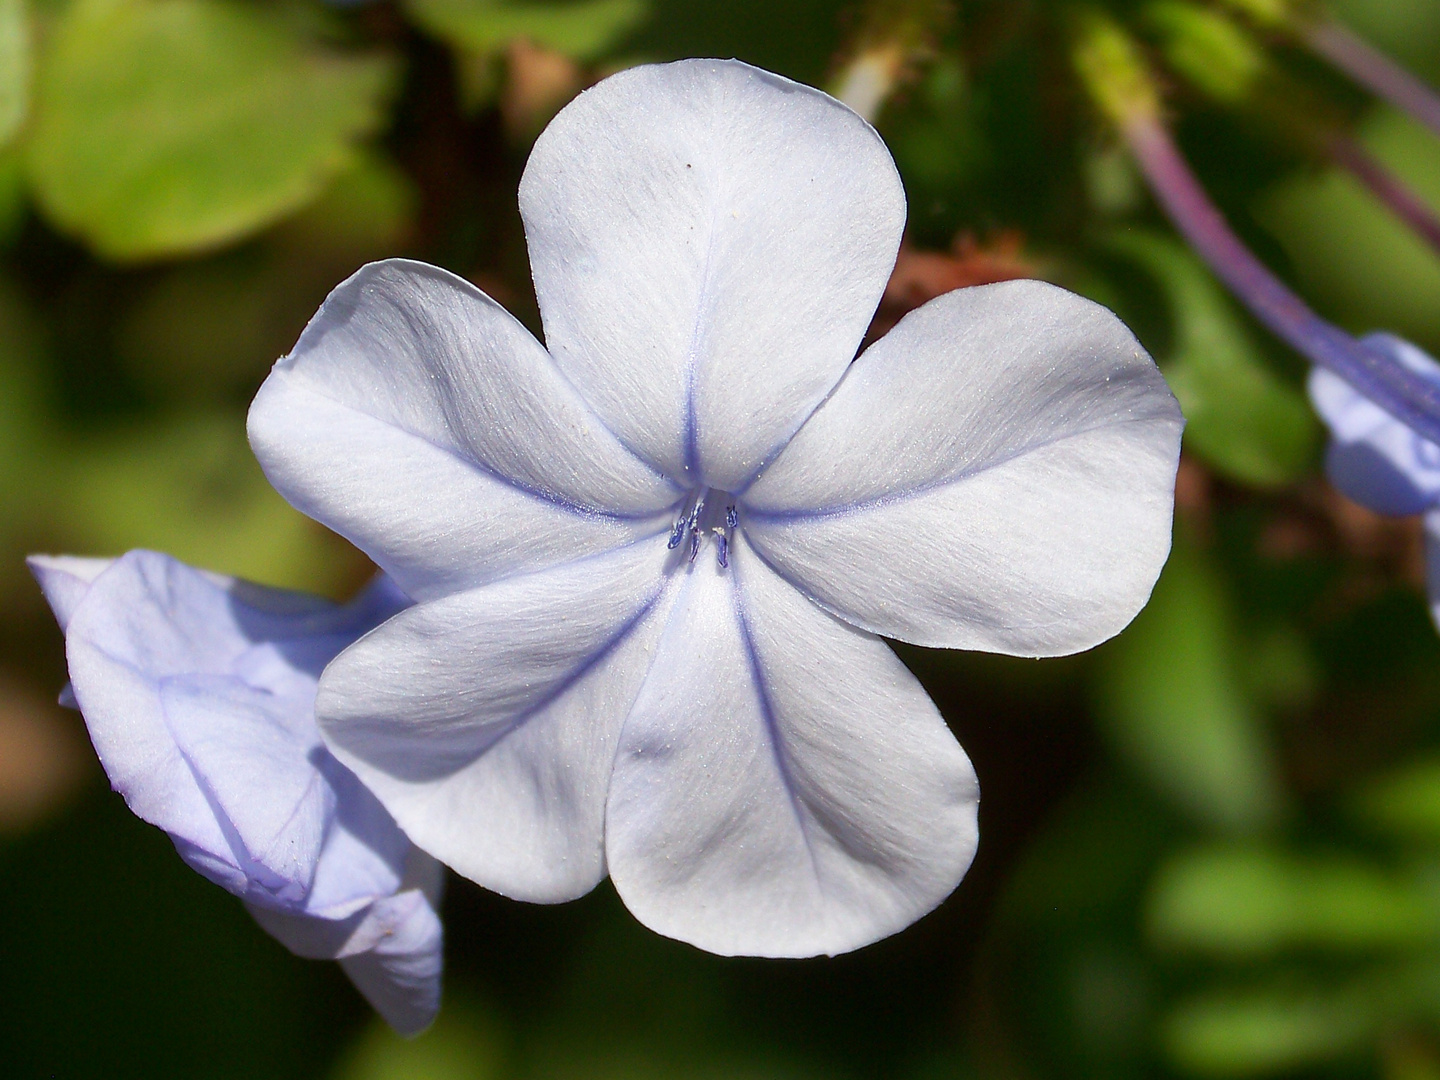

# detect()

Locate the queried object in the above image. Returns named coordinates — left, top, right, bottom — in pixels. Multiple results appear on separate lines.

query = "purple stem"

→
left=1328, top=134, right=1440, bottom=257
left=1306, top=19, right=1440, bottom=140
left=1124, top=115, right=1440, bottom=445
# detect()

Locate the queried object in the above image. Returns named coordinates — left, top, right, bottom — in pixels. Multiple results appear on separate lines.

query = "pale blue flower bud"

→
left=27, top=550, right=442, bottom=1035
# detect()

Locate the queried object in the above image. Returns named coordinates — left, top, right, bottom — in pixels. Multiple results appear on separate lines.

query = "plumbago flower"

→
left=248, top=59, right=1184, bottom=957
left=28, top=551, right=443, bottom=1034
left=1310, top=334, right=1440, bottom=621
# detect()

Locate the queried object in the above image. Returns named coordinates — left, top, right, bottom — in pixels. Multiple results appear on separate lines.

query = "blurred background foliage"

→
left=4, top=0, right=1440, bottom=1077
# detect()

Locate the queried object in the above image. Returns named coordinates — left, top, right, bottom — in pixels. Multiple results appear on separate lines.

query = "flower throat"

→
left=667, top=488, right=738, bottom=568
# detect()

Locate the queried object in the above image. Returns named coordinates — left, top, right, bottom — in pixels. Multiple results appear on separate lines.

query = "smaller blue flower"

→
left=1309, top=333, right=1440, bottom=624
left=28, top=550, right=443, bottom=1035
left=1310, top=333, right=1440, bottom=515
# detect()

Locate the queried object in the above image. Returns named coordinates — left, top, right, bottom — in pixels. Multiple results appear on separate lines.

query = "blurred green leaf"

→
left=1147, top=1, right=1267, bottom=106
left=1240, top=624, right=1319, bottom=712
left=26, top=0, right=395, bottom=261
left=0, top=275, right=52, bottom=592
left=55, top=412, right=361, bottom=593
left=118, top=154, right=416, bottom=400
left=883, top=56, right=989, bottom=198
left=0, top=147, right=24, bottom=244
left=978, top=776, right=1172, bottom=1079
left=1162, top=982, right=1378, bottom=1075
left=0, top=0, right=30, bottom=148
left=1104, top=230, right=1317, bottom=487
left=277, top=150, right=416, bottom=256
left=1148, top=843, right=1439, bottom=955
left=1260, top=108, right=1440, bottom=350
left=1094, top=536, right=1286, bottom=831
left=1162, top=960, right=1440, bottom=1075
left=331, top=997, right=504, bottom=1080
left=404, top=0, right=647, bottom=59
left=1351, top=758, right=1440, bottom=844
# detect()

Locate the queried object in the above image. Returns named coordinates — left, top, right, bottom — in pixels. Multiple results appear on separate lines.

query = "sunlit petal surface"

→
left=605, top=531, right=979, bottom=957
left=744, top=281, right=1183, bottom=655
left=318, top=536, right=677, bottom=902
left=520, top=59, right=905, bottom=489
left=249, top=260, right=679, bottom=602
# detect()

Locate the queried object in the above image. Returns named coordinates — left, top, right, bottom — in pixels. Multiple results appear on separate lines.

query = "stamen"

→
left=689, top=529, right=701, bottom=563
left=667, top=518, right=686, bottom=550
left=715, top=532, right=729, bottom=569
left=726, top=505, right=737, bottom=530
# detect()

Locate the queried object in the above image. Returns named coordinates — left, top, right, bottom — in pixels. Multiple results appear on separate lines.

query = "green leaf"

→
left=1094, top=535, right=1286, bottom=831
left=1350, top=757, right=1440, bottom=844
left=55, top=412, right=363, bottom=593
left=26, top=0, right=395, bottom=261
left=1148, top=843, right=1440, bottom=955
left=0, top=0, right=30, bottom=148
left=1162, top=983, right=1378, bottom=1075
left=403, top=0, right=647, bottom=59
left=1259, top=107, right=1440, bottom=348
left=1103, top=230, right=1318, bottom=487
left=1162, top=961, right=1440, bottom=1075
left=0, top=146, right=25, bottom=246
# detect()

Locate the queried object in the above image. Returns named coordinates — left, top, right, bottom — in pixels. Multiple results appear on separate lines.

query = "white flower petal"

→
left=520, top=59, right=905, bottom=489
left=62, top=552, right=410, bottom=896
left=337, top=889, right=444, bottom=1037
left=28, top=554, right=115, bottom=706
left=301, top=757, right=411, bottom=918
left=65, top=553, right=263, bottom=878
left=161, top=675, right=334, bottom=905
left=742, top=280, right=1184, bottom=656
left=249, top=260, right=680, bottom=602
left=27, top=554, right=114, bottom=632
left=248, top=883, right=443, bottom=1036
left=605, top=532, right=979, bottom=958
left=317, top=537, right=677, bottom=903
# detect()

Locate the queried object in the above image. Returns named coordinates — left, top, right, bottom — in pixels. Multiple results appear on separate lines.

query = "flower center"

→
left=667, top=487, right=738, bottom=568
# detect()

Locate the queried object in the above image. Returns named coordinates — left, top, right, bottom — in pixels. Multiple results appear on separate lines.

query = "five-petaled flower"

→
left=29, top=551, right=443, bottom=1034
left=248, top=59, right=1184, bottom=957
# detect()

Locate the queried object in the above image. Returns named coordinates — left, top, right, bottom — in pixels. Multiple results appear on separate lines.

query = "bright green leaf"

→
left=1094, top=535, right=1286, bottom=831
left=404, top=0, right=647, bottom=59
left=1148, top=843, right=1439, bottom=955
left=1147, top=1, right=1268, bottom=106
left=1104, top=230, right=1318, bottom=487
left=26, top=0, right=395, bottom=261
left=0, top=0, right=30, bottom=148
